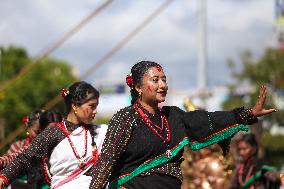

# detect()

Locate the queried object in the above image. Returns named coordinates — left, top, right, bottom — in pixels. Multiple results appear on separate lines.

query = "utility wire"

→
left=0, top=0, right=114, bottom=93
left=44, top=0, right=175, bottom=110
left=0, top=0, right=114, bottom=150
left=0, top=0, right=175, bottom=150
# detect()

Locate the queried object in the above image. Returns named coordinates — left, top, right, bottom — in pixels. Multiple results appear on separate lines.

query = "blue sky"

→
left=0, top=0, right=278, bottom=91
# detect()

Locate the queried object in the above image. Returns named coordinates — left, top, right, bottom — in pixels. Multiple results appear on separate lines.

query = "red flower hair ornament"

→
left=126, top=74, right=134, bottom=88
left=22, top=116, right=29, bottom=126
left=60, top=88, right=70, bottom=98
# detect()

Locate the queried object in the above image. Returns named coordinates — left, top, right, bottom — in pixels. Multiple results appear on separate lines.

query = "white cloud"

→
left=0, top=0, right=277, bottom=90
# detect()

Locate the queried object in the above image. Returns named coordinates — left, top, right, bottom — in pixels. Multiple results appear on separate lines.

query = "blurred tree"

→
left=0, top=46, right=77, bottom=140
left=261, top=132, right=284, bottom=167
left=223, top=48, right=284, bottom=125
left=223, top=48, right=284, bottom=168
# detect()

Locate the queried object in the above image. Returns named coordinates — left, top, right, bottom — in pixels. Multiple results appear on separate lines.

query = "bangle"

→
left=239, top=108, right=258, bottom=125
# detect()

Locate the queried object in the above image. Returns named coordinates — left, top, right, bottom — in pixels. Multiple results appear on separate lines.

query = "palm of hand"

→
left=251, top=85, right=276, bottom=117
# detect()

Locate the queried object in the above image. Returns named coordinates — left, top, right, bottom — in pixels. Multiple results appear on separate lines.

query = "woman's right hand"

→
left=251, top=85, right=277, bottom=117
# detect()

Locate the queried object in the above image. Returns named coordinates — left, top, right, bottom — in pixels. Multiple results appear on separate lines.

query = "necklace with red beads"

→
left=60, top=120, right=88, bottom=168
left=237, top=158, right=254, bottom=186
left=134, top=103, right=172, bottom=157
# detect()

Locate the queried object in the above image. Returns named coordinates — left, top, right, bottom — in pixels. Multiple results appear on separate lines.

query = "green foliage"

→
left=224, top=48, right=284, bottom=167
left=223, top=48, right=284, bottom=124
left=261, top=132, right=284, bottom=151
left=0, top=46, right=30, bottom=82
left=96, top=116, right=111, bottom=125
left=261, top=132, right=284, bottom=168
left=0, top=46, right=77, bottom=138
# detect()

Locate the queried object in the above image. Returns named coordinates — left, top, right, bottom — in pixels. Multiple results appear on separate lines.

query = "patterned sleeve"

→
left=6, top=140, right=26, bottom=154
left=172, top=107, right=257, bottom=154
left=0, top=152, right=21, bottom=169
left=88, top=107, right=136, bottom=189
left=0, top=126, right=61, bottom=186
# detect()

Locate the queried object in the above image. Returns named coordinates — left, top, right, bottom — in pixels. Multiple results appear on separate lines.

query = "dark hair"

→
left=130, top=61, right=162, bottom=104
left=27, top=110, right=44, bottom=127
left=62, top=81, right=100, bottom=114
left=238, top=133, right=259, bottom=156
left=39, top=110, right=63, bottom=131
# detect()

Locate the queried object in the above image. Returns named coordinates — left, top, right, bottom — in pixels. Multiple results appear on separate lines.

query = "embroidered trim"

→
left=53, top=158, right=94, bottom=189
left=189, top=124, right=248, bottom=150
left=89, top=106, right=137, bottom=189
left=42, top=157, right=51, bottom=184
left=109, top=123, right=248, bottom=188
left=109, top=137, right=189, bottom=189
left=142, top=161, right=182, bottom=181
left=240, top=165, right=277, bottom=189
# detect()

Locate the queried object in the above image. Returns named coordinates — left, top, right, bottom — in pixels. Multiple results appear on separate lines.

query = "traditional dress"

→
left=229, top=157, right=281, bottom=189
left=89, top=104, right=257, bottom=189
left=0, top=138, right=30, bottom=169
left=0, top=137, right=42, bottom=189
left=0, top=120, right=108, bottom=189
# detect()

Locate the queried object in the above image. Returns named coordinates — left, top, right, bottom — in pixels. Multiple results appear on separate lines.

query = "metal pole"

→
left=197, top=0, right=207, bottom=90
left=197, top=0, right=208, bottom=108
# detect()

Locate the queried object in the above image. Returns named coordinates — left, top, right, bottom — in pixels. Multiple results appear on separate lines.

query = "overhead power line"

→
left=43, top=0, right=175, bottom=110
left=81, top=0, right=175, bottom=80
left=0, top=0, right=114, bottom=150
left=0, top=0, right=175, bottom=150
left=0, top=0, right=114, bottom=93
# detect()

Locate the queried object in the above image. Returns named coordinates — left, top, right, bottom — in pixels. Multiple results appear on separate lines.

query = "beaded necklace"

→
left=60, top=120, right=88, bottom=168
left=89, top=127, right=99, bottom=166
left=237, top=158, right=254, bottom=186
left=134, top=103, right=171, bottom=143
left=134, top=103, right=172, bottom=158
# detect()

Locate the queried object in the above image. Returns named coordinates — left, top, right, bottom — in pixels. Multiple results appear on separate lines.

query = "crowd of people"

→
left=0, top=60, right=283, bottom=189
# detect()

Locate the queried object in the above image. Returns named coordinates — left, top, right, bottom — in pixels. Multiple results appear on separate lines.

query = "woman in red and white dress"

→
left=0, top=110, right=44, bottom=170
left=0, top=81, right=108, bottom=189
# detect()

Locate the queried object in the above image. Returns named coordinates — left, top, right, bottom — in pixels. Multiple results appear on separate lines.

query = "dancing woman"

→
left=89, top=61, right=276, bottom=189
left=0, top=81, right=108, bottom=189
left=0, top=110, right=44, bottom=169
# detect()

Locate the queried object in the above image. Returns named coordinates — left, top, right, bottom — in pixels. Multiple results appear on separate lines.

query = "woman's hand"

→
left=251, top=85, right=277, bottom=117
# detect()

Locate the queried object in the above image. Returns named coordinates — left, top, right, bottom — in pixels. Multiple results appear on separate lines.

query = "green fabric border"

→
left=110, top=124, right=248, bottom=189
left=109, top=137, right=189, bottom=189
left=241, top=165, right=277, bottom=189
left=189, top=124, right=248, bottom=150
left=41, top=184, right=50, bottom=189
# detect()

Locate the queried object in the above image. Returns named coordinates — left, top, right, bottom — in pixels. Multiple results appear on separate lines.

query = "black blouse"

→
left=88, top=105, right=257, bottom=189
left=0, top=121, right=96, bottom=186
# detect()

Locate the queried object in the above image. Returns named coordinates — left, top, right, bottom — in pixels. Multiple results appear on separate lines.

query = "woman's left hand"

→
left=251, top=85, right=277, bottom=117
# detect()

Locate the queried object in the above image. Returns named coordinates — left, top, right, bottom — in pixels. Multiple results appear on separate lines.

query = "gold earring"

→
left=139, top=92, right=142, bottom=97
left=74, top=109, right=78, bottom=115
left=26, top=131, right=30, bottom=136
